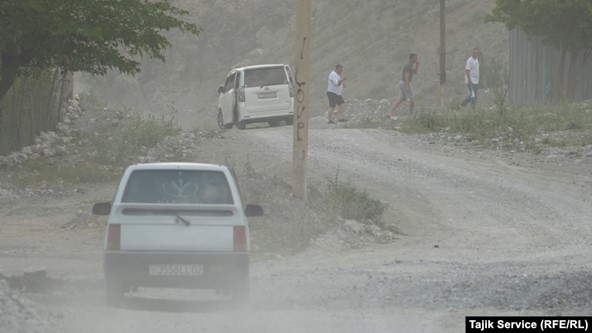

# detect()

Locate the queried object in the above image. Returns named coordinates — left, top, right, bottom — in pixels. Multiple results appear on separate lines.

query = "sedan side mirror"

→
left=245, top=204, right=263, bottom=217
left=92, top=202, right=112, bottom=215
left=217, top=86, right=225, bottom=94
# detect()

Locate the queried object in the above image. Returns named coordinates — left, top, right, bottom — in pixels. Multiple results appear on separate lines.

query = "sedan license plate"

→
left=149, top=264, right=204, bottom=276
left=258, top=91, right=277, bottom=99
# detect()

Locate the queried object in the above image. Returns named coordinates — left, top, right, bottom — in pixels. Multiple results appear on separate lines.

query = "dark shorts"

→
left=327, top=91, right=345, bottom=108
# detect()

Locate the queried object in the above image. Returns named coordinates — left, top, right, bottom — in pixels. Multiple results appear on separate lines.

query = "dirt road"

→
left=2, top=117, right=592, bottom=332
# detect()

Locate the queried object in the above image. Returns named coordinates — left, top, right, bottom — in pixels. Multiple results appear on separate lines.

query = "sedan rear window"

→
left=244, top=67, right=288, bottom=87
left=121, top=170, right=233, bottom=204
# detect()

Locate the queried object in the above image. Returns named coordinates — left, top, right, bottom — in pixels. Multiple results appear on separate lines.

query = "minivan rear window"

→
left=244, top=67, right=288, bottom=88
left=122, top=170, right=234, bottom=204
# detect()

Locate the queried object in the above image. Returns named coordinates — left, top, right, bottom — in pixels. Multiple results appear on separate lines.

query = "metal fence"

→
left=509, top=29, right=592, bottom=106
left=0, top=70, right=71, bottom=155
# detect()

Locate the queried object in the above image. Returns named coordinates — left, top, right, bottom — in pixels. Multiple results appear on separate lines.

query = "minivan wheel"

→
left=217, top=110, right=232, bottom=129
left=105, top=281, right=125, bottom=306
left=237, top=121, right=246, bottom=130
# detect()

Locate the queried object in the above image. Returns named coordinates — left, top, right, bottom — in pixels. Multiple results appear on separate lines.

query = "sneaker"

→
left=328, top=119, right=336, bottom=124
left=338, top=118, right=348, bottom=122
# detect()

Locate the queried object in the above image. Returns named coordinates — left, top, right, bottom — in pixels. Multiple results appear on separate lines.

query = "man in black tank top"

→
left=387, top=53, right=419, bottom=120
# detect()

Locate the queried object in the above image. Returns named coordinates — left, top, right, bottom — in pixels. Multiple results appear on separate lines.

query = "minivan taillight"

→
left=106, top=224, right=121, bottom=251
left=238, top=87, right=245, bottom=102
left=289, top=85, right=294, bottom=97
left=233, top=226, right=247, bottom=252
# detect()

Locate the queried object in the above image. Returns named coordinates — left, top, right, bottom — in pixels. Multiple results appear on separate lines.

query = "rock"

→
left=5, top=153, right=26, bottom=166
left=21, top=146, right=33, bottom=155
left=23, top=266, right=47, bottom=278
left=56, top=122, right=70, bottom=133
left=44, top=131, right=58, bottom=142
left=55, top=146, right=68, bottom=156
left=41, top=148, right=55, bottom=157
left=32, top=144, right=43, bottom=154
left=0, top=188, right=18, bottom=200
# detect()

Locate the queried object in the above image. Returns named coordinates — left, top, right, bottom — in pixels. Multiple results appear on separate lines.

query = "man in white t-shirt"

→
left=460, top=47, right=480, bottom=109
left=326, top=64, right=347, bottom=124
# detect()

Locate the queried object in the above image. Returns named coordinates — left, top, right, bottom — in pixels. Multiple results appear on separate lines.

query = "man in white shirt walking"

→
left=326, top=64, right=347, bottom=124
left=461, top=47, right=480, bottom=109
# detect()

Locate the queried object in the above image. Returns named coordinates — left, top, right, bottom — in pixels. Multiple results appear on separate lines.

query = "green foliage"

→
left=78, top=90, right=106, bottom=111
left=411, top=109, right=445, bottom=132
left=1, top=111, right=181, bottom=187
left=0, top=0, right=200, bottom=102
left=346, top=116, right=399, bottom=131
left=326, top=171, right=388, bottom=226
left=492, top=86, right=510, bottom=118
left=397, top=103, right=592, bottom=152
left=1, top=160, right=117, bottom=187
left=88, top=115, right=179, bottom=166
left=346, top=102, right=592, bottom=153
left=481, top=57, right=507, bottom=89
left=486, top=0, right=592, bottom=101
left=486, top=0, right=592, bottom=52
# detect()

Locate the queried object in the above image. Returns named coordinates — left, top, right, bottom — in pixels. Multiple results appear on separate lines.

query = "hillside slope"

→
left=76, top=0, right=508, bottom=129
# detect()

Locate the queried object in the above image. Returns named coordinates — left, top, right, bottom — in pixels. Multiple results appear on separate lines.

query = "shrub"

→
left=88, top=115, right=179, bottom=166
left=326, top=171, right=388, bottom=226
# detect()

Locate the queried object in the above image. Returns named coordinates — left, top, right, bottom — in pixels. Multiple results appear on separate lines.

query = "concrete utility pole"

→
left=439, top=0, right=446, bottom=106
left=292, top=0, right=311, bottom=199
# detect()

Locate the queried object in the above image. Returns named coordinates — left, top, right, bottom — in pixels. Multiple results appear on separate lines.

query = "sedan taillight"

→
left=106, top=224, right=121, bottom=251
left=233, top=226, right=247, bottom=252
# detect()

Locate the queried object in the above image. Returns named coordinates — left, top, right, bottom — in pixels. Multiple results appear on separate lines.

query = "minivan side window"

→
left=235, top=72, right=241, bottom=89
left=224, top=73, right=236, bottom=92
left=284, top=65, right=294, bottom=85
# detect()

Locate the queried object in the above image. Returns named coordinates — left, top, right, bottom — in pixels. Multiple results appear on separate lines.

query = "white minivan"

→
left=92, top=162, right=263, bottom=305
left=217, top=64, right=294, bottom=129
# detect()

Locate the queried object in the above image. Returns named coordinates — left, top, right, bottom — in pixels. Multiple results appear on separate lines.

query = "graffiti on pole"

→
left=292, top=0, right=311, bottom=199
left=294, top=36, right=308, bottom=158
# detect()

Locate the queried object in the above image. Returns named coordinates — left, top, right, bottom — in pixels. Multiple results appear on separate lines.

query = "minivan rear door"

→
left=243, top=66, right=292, bottom=114
left=220, top=71, right=237, bottom=124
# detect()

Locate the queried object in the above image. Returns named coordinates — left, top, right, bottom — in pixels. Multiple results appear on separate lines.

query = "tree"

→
left=0, top=0, right=199, bottom=108
left=486, top=0, right=592, bottom=100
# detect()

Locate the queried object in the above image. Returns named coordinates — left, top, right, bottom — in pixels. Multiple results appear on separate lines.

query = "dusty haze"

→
left=75, top=0, right=508, bottom=129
